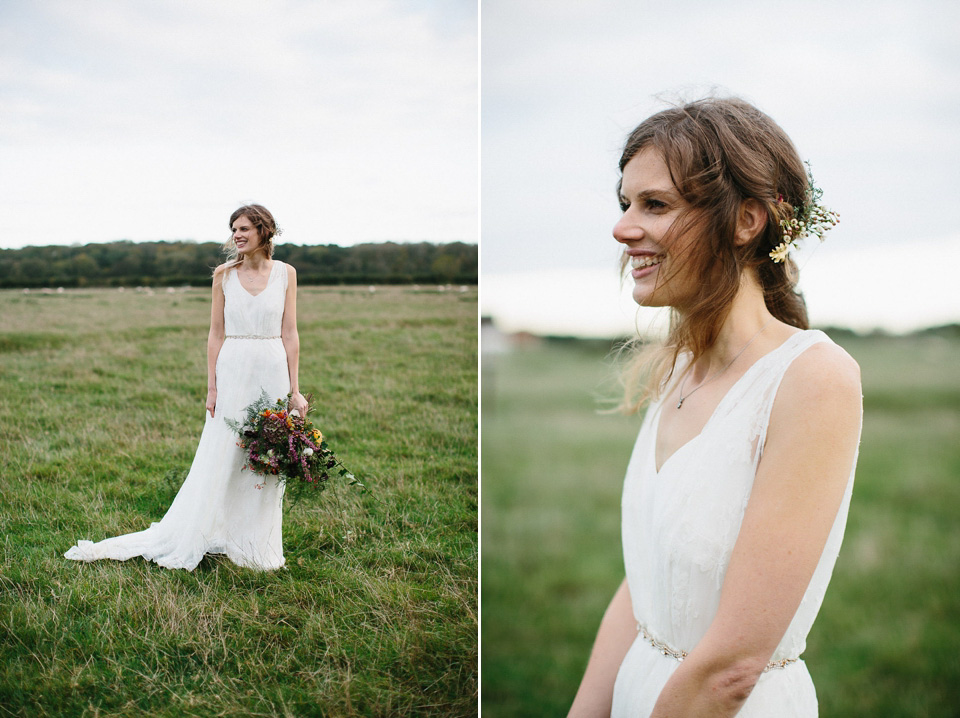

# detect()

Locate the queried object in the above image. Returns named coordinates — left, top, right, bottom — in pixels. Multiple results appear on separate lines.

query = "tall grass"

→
left=0, top=285, right=478, bottom=717
left=481, top=331, right=960, bottom=717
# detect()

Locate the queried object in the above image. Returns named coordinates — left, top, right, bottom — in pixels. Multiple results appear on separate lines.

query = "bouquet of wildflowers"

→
left=226, top=391, right=363, bottom=499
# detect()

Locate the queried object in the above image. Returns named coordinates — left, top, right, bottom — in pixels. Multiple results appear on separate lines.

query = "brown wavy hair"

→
left=618, top=97, right=811, bottom=413
left=222, top=204, right=281, bottom=267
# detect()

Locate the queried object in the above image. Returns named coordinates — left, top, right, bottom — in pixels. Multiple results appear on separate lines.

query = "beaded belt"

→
left=637, top=623, right=798, bottom=672
left=225, top=334, right=281, bottom=340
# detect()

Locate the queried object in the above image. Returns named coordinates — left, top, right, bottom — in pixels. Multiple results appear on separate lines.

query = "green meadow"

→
left=481, top=330, right=960, bottom=717
left=0, top=285, right=477, bottom=717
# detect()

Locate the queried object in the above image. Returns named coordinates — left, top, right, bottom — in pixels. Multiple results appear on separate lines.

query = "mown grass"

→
left=480, top=331, right=960, bottom=717
left=0, top=285, right=477, bottom=717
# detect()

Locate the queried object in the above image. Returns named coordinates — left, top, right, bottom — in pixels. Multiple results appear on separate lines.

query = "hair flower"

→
left=770, top=162, right=840, bottom=263
left=769, top=242, right=791, bottom=263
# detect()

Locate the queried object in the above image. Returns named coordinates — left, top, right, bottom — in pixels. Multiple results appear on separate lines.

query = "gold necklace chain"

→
left=676, top=317, right=775, bottom=410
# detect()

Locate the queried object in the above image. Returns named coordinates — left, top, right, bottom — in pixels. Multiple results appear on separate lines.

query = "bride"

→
left=568, top=98, right=862, bottom=716
left=66, top=204, right=307, bottom=571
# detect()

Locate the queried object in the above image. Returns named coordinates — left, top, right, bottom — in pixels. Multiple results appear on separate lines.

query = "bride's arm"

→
left=281, top=263, right=308, bottom=415
left=205, top=265, right=227, bottom=418
left=649, top=342, right=862, bottom=717
left=568, top=578, right=638, bottom=717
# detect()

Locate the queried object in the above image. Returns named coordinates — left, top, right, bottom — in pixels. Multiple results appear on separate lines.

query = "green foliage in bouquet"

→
left=225, top=391, right=364, bottom=503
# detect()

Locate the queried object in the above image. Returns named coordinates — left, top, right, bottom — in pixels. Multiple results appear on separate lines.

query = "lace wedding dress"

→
left=65, top=260, right=291, bottom=571
left=611, top=330, right=860, bottom=716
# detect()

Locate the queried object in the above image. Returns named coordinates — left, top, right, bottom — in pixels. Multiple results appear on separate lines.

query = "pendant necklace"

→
left=676, top=317, right=775, bottom=409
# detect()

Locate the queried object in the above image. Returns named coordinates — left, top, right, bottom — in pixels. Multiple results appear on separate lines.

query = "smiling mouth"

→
left=629, top=255, right=663, bottom=269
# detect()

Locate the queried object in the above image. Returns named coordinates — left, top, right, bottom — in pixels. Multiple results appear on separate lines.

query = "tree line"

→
left=0, top=240, right=477, bottom=288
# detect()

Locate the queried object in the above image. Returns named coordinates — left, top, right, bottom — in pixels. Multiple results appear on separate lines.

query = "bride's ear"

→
left=734, top=198, right=767, bottom=246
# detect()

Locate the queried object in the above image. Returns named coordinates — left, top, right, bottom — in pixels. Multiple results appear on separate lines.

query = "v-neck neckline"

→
left=235, top=261, right=276, bottom=298
left=652, top=330, right=805, bottom=475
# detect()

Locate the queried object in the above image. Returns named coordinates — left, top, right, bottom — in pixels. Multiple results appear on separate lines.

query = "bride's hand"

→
left=206, top=388, right=217, bottom=418
left=289, top=391, right=308, bottom=416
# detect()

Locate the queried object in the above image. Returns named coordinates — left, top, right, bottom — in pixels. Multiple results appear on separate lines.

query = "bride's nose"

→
left=613, top=213, right=642, bottom=244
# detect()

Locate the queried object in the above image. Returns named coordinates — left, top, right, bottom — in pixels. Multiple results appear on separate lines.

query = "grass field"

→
left=0, top=285, right=478, bottom=717
left=481, top=330, right=960, bottom=717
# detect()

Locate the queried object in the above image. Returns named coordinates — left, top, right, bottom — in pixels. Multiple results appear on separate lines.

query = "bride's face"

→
left=613, top=147, right=700, bottom=309
left=231, top=215, right=262, bottom=255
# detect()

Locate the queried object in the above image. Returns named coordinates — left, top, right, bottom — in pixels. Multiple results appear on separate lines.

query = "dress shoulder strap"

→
left=706, top=329, right=834, bottom=470
left=763, top=329, right=832, bottom=373
left=750, top=329, right=833, bottom=466
left=274, top=260, right=288, bottom=293
left=222, top=263, right=239, bottom=294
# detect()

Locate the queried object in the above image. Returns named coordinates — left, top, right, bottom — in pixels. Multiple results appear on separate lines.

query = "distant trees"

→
left=0, top=240, right=477, bottom=288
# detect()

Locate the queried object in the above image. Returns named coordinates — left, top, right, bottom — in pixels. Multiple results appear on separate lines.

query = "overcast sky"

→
left=0, top=0, right=477, bottom=249
left=4, top=1, right=959, bottom=332
left=481, top=0, right=960, bottom=334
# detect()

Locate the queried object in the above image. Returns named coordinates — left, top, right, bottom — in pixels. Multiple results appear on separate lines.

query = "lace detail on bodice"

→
left=223, top=261, right=288, bottom=338
left=620, top=330, right=859, bottom=663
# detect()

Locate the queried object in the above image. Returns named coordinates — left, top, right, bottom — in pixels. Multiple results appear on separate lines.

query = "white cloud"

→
left=482, top=234, right=960, bottom=337
left=481, top=0, right=960, bottom=331
left=0, top=0, right=478, bottom=248
left=800, top=235, right=960, bottom=332
left=481, top=266, right=662, bottom=339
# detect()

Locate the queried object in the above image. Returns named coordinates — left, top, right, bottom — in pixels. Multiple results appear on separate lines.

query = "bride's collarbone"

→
left=656, top=388, right=716, bottom=465
left=656, top=328, right=801, bottom=468
left=237, top=262, right=273, bottom=291
left=655, top=368, right=747, bottom=467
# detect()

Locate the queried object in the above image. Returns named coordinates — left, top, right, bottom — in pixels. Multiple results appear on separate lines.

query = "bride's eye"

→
left=619, top=197, right=630, bottom=212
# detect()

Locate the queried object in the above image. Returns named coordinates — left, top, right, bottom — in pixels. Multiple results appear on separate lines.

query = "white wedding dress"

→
left=65, top=260, right=291, bottom=571
left=611, top=330, right=860, bottom=716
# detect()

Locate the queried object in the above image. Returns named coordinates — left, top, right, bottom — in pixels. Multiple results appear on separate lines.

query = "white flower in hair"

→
left=769, top=242, right=791, bottom=264
left=771, top=162, right=840, bottom=263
